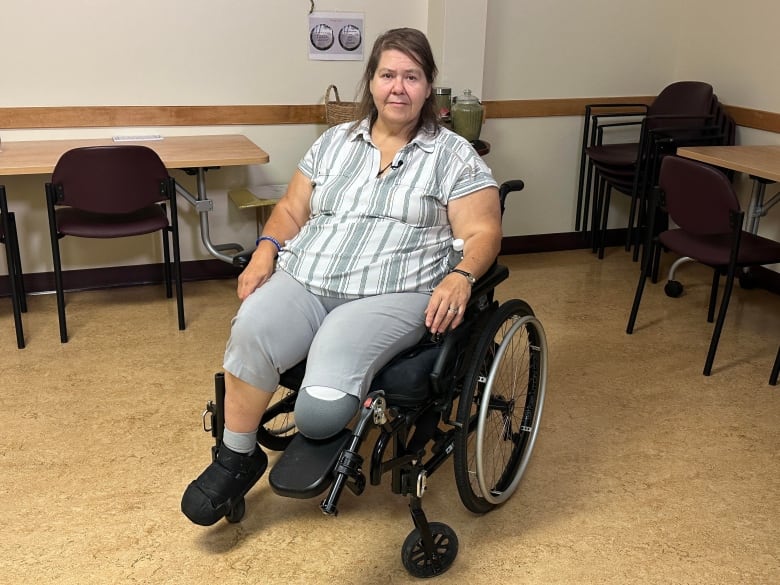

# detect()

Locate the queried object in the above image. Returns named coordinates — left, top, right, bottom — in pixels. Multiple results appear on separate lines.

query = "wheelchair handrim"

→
left=475, top=314, right=548, bottom=505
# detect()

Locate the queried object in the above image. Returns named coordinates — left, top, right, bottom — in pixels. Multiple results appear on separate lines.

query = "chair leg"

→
left=626, top=238, right=655, bottom=334
left=597, top=184, right=612, bottom=259
left=8, top=213, right=27, bottom=313
left=2, top=212, right=25, bottom=349
left=582, top=159, right=595, bottom=234
left=168, top=179, right=185, bottom=331
left=650, top=240, right=662, bottom=284
left=46, top=187, right=69, bottom=343
left=707, top=270, right=721, bottom=323
left=589, top=174, right=605, bottom=252
left=703, top=270, right=736, bottom=376
left=161, top=222, right=172, bottom=299
left=51, top=237, right=68, bottom=343
left=770, top=345, right=780, bottom=386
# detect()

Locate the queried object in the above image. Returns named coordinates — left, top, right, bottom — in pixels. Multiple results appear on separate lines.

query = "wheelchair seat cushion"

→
left=370, top=343, right=439, bottom=407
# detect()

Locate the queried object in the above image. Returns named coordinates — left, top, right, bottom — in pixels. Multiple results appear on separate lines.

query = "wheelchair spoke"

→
left=454, top=299, right=548, bottom=512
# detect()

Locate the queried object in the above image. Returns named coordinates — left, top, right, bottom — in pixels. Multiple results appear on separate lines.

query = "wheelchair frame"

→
left=200, top=261, right=549, bottom=578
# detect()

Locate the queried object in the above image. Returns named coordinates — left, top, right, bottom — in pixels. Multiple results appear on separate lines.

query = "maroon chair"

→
left=1, top=185, right=26, bottom=348
left=46, top=145, right=184, bottom=343
left=626, top=156, right=780, bottom=376
left=577, top=82, right=734, bottom=259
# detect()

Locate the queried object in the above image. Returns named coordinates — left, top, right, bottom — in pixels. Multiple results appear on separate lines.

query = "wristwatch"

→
left=450, top=268, right=476, bottom=285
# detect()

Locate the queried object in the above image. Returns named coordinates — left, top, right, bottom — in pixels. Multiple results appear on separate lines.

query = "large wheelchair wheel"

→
left=453, top=299, right=548, bottom=514
left=256, top=386, right=298, bottom=451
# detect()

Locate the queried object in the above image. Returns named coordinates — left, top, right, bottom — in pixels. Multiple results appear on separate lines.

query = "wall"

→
left=1, top=0, right=430, bottom=273
left=673, top=0, right=780, bottom=258
left=481, top=0, right=675, bottom=236
left=1, top=0, right=778, bottom=277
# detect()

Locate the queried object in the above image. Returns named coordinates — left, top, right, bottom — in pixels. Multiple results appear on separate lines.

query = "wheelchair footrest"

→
left=269, top=429, right=352, bottom=499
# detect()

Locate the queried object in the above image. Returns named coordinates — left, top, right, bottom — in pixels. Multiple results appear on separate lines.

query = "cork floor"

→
left=1, top=248, right=778, bottom=585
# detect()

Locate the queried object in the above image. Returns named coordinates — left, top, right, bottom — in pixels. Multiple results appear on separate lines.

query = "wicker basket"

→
left=324, top=85, right=359, bottom=127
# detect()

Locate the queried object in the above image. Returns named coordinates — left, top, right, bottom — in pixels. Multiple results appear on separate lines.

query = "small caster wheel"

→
left=401, top=522, right=459, bottom=578
left=664, top=280, right=683, bottom=298
left=738, top=272, right=757, bottom=290
left=225, top=497, right=245, bottom=523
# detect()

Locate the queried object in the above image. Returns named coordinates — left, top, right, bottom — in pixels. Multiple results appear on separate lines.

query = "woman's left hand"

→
left=425, top=273, right=472, bottom=334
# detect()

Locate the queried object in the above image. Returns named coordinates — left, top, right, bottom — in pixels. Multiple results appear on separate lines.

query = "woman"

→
left=182, top=27, right=502, bottom=526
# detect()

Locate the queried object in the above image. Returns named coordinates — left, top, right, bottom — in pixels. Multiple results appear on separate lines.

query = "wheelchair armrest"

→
left=499, top=180, right=524, bottom=216
left=428, top=263, right=509, bottom=399
left=470, top=262, right=509, bottom=305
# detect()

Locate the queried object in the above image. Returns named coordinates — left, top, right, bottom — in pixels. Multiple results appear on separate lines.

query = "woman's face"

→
left=370, top=49, right=431, bottom=130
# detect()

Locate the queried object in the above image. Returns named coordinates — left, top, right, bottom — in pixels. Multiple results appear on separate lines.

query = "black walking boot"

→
left=181, top=445, right=268, bottom=526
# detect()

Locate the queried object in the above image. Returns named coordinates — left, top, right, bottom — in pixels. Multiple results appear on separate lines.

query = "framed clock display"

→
left=308, top=12, right=364, bottom=61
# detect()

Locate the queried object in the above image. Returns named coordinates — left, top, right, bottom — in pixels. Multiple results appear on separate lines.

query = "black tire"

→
left=401, top=522, right=459, bottom=578
left=453, top=299, right=548, bottom=514
left=256, top=386, right=298, bottom=451
left=664, top=280, right=684, bottom=297
left=225, top=496, right=245, bottom=523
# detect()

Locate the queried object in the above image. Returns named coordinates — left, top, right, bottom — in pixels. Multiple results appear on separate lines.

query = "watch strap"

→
left=450, top=268, right=475, bottom=284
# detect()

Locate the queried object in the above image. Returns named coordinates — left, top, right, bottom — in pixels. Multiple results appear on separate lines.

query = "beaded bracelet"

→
left=256, top=235, right=283, bottom=253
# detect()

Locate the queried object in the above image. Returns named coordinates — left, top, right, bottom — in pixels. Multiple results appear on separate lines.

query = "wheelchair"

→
left=197, top=180, right=549, bottom=578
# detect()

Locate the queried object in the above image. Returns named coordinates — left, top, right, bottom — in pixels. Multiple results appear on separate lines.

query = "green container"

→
left=451, top=89, right=484, bottom=142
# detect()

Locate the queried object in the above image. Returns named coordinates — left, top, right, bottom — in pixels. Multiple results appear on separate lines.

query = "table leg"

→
left=745, top=176, right=779, bottom=235
left=174, top=167, right=245, bottom=264
left=745, top=177, right=767, bottom=235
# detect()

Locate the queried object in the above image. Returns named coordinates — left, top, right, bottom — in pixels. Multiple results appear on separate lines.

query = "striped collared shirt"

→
left=277, top=118, right=498, bottom=297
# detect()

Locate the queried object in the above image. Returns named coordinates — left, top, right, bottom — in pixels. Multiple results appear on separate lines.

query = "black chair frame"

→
left=197, top=181, right=549, bottom=577
left=581, top=109, right=729, bottom=258
left=0, top=186, right=27, bottom=348
left=770, top=345, right=779, bottom=386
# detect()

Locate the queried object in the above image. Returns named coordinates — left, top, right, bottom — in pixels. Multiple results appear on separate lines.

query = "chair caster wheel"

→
left=738, top=272, right=757, bottom=290
left=225, top=497, right=245, bottom=523
left=664, top=280, right=683, bottom=297
left=401, top=522, right=459, bottom=578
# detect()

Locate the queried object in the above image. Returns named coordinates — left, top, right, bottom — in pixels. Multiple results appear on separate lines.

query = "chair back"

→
left=659, top=156, right=740, bottom=235
left=51, top=145, right=170, bottom=214
left=647, top=81, right=714, bottom=131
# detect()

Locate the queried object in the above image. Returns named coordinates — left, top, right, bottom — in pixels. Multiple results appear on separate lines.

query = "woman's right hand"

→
left=235, top=169, right=314, bottom=300
left=236, top=248, right=276, bottom=300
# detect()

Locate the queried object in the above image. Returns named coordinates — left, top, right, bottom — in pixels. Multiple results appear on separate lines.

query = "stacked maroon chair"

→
left=577, top=82, right=735, bottom=260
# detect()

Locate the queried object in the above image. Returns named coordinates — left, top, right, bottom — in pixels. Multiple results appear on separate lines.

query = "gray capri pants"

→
left=224, top=270, right=429, bottom=439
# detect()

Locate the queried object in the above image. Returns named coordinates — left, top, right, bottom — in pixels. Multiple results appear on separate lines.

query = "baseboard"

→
left=0, top=258, right=241, bottom=296
left=499, top=229, right=627, bottom=255
left=1, top=230, right=778, bottom=297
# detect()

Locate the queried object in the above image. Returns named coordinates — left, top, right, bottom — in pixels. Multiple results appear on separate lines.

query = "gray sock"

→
left=222, top=427, right=258, bottom=454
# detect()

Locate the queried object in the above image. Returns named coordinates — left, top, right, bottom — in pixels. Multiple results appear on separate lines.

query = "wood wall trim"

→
left=1, top=99, right=778, bottom=134
left=0, top=105, right=327, bottom=129
left=482, top=96, right=655, bottom=118
left=723, top=105, right=780, bottom=134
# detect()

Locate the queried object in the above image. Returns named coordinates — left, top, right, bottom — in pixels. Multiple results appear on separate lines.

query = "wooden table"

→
left=0, top=134, right=270, bottom=263
left=677, top=145, right=780, bottom=234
